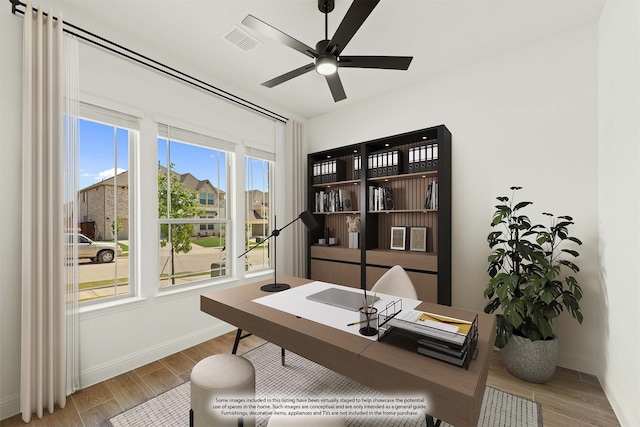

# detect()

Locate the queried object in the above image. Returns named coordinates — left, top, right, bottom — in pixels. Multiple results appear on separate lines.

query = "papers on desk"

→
left=252, top=281, right=421, bottom=340
left=388, top=309, right=471, bottom=347
left=380, top=307, right=479, bottom=368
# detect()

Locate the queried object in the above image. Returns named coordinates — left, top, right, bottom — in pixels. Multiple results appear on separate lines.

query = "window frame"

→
left=244, top=150, right=275, bottom=274
left=157, top=123, right=234, bottom=290
left=76, top=102, right=139, bottom=305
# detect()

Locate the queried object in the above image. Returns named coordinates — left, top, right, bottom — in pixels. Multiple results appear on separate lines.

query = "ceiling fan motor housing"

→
left=318, top=0, right=335, bottom=13
left=315, top=39, right=331, bottom=54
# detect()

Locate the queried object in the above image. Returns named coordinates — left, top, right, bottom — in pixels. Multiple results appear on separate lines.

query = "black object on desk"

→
left=238, top=210, right=319, bottom=292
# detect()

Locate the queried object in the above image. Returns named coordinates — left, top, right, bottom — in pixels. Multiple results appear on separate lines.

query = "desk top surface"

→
left=201, top=276, right=497, bottom=426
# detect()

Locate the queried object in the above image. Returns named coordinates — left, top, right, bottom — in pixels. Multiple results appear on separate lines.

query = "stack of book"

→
left=368, top=185, right=394, bottom=211
left=387, top=309, right=478, bottom=368
left=315, top=189, right=353, bottom=212
left=425, top=181, right=438, bottom=210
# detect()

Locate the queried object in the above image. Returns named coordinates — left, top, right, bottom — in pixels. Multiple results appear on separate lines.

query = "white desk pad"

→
left=252, top=281, right=422, bottom=340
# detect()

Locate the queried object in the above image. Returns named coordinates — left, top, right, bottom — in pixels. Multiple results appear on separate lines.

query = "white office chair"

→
left=371, top=265, right=418, bottom=299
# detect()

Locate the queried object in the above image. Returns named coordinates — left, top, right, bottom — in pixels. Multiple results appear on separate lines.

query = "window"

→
left=245, top=154, right=273, bottom=272
left=75, top=104, right=138, bottom=304
left=158, top=124, right=232, bottom=287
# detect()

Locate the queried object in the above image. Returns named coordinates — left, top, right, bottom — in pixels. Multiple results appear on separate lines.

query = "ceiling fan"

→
left=242, top=0, right=413, bottom=102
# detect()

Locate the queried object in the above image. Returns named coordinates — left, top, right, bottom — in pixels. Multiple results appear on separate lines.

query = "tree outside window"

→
left=158, top=166, right=205, bottom=285
left=158, top=129, right=229, bottom=288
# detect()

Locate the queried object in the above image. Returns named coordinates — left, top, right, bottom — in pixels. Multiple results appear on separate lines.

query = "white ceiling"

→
left=58, top=0, right=604, bottom=120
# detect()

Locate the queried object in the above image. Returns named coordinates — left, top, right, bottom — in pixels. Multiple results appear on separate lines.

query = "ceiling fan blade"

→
left=325, top=72, right=347, bottom=102
left=338, top=56, right=413, bottom=70
left=261, top=63, right=316, bottom=88
left=242, top=14, right=317, bottom=58
left=327, top=0, right=380, bottom=55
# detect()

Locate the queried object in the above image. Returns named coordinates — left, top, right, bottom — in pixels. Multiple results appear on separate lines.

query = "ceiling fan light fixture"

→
left=316, top=55, right=338, bottom=75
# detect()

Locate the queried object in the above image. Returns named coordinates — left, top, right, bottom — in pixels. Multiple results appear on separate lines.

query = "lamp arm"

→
left=236, top=214, right=302, bottom=259
left=275, top=215, right=302, bottom=234
left=237, top=232, right=274, bottom=259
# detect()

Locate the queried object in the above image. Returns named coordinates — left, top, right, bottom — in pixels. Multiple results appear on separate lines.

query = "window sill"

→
left=79, top=296, right=147, bottom=320
left=244, top=269, right=274, bottom=281
left=155, top=270, right=275, bottom=303
left=155, top=276, right=241, bottom=304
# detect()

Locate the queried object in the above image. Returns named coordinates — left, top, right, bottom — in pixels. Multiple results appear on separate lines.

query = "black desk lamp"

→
left=239, top=210, right=319, bottom=292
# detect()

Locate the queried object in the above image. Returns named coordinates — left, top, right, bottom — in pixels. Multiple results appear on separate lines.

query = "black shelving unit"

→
left=307, top=125, right=452, bottom=306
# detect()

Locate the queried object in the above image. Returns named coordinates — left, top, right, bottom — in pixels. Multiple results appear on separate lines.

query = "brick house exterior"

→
left=246, top=189, right=269, bottom=237
left=78, top=171, right=129, bottom=240
left=78, top=168, right=228, bottom=241
left=178, top=172, right=227, bottom=237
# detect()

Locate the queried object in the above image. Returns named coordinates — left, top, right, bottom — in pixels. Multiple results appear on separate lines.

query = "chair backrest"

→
left=371, top=265, right=418, bottom=299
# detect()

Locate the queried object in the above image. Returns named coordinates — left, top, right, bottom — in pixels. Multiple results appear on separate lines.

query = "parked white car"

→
left=68, top=233, right=123, bottom=263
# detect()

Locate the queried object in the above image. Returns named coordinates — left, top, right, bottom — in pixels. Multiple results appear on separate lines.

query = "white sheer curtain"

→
left=63, top=17, right=81, bottom=401
left=286, top=119, right=307, bottom=277
left=21, top=1, right=80, bottom=422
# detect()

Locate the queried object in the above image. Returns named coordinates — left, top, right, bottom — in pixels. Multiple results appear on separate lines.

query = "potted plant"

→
left=484, top=187, right=583, bottom=383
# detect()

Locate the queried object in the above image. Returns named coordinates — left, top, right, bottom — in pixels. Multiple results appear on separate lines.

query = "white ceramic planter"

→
left=500, top=334, right=558, bottom=383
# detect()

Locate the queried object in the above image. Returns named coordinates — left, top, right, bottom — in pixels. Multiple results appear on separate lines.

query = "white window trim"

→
left=77, top=102, right=140, bottom=308
left=244, top=155, right=275, bottom=275
left=156, top=123, right=235, bottom=291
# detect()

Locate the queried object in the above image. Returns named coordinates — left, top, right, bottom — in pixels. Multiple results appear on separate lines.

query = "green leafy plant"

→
left=484, top=187, right=584, bottom=348
left=158, top=165, right=205, bottom=284
left=111, top=217, right=123, bottom=239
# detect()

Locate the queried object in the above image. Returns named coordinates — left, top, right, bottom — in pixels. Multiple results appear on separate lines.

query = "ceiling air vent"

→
left=223, top=26, right=261, bottom=52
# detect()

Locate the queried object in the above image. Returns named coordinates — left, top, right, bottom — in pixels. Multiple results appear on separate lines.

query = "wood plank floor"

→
left=0, top=331, right=620, bottom=427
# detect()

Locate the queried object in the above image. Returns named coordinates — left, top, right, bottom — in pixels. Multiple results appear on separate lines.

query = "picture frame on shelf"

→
left=390, top=226, right=407, bottom=250
left=409, top=226, right=427, bottom=252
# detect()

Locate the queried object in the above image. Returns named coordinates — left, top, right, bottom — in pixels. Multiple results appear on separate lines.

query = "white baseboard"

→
left=600, top=377, right=633, bottom=426
left=557, top=352, right=597, bottom=375
left=0, top=392, right=20, bottom=422
left=80, top=321, right=236, bottom=388
left=1, top=322, right=236, bottom=422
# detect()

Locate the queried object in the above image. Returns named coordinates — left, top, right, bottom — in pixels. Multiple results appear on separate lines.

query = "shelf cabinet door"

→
left=310, top=259, right=335, bottom=284
left=332, top=262, right=361, bottom=289
left=365, top=266, right=438, bottom=303
left=310, top=259, right=361, bottom=289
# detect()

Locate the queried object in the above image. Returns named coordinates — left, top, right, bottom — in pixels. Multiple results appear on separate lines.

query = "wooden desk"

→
left=201, top=276, right=496, bottom=427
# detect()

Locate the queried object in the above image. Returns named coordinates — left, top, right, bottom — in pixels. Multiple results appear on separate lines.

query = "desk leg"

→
left=281, top=347, right=286, bottom=366
left=426, top=414, right=441, bottom=427
left=232, top=329, right=252, bottom=354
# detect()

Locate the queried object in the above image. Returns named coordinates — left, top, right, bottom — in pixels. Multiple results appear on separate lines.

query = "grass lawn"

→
left=191, top=236, right=225, bottom=248
left=191, top=236, right=268, bottom=249
left=79, top=277, right=129, bottom=290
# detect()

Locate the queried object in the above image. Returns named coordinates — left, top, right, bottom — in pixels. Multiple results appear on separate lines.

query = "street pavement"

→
left=78, top=242, right=269, bottom=301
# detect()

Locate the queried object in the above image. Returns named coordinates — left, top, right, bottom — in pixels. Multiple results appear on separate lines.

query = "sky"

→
left=78, top=119, right=129, bottom=189
left=157, top=137, right=227, bottom=191
left=79, top=118, right=268, bottom=192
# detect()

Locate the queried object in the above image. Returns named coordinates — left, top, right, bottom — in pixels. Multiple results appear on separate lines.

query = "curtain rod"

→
left=9, top=0, right=289, bottom=124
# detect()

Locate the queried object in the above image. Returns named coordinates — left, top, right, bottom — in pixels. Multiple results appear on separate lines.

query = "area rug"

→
left=108, top=343, right=542, bottom=427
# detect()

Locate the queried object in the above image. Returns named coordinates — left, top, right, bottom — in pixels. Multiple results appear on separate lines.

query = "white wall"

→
left=0, top=3, right=300, bottom=419
left=309, top=25, right=600, bottom=375
left=597, top=1, right=640, bottom=426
